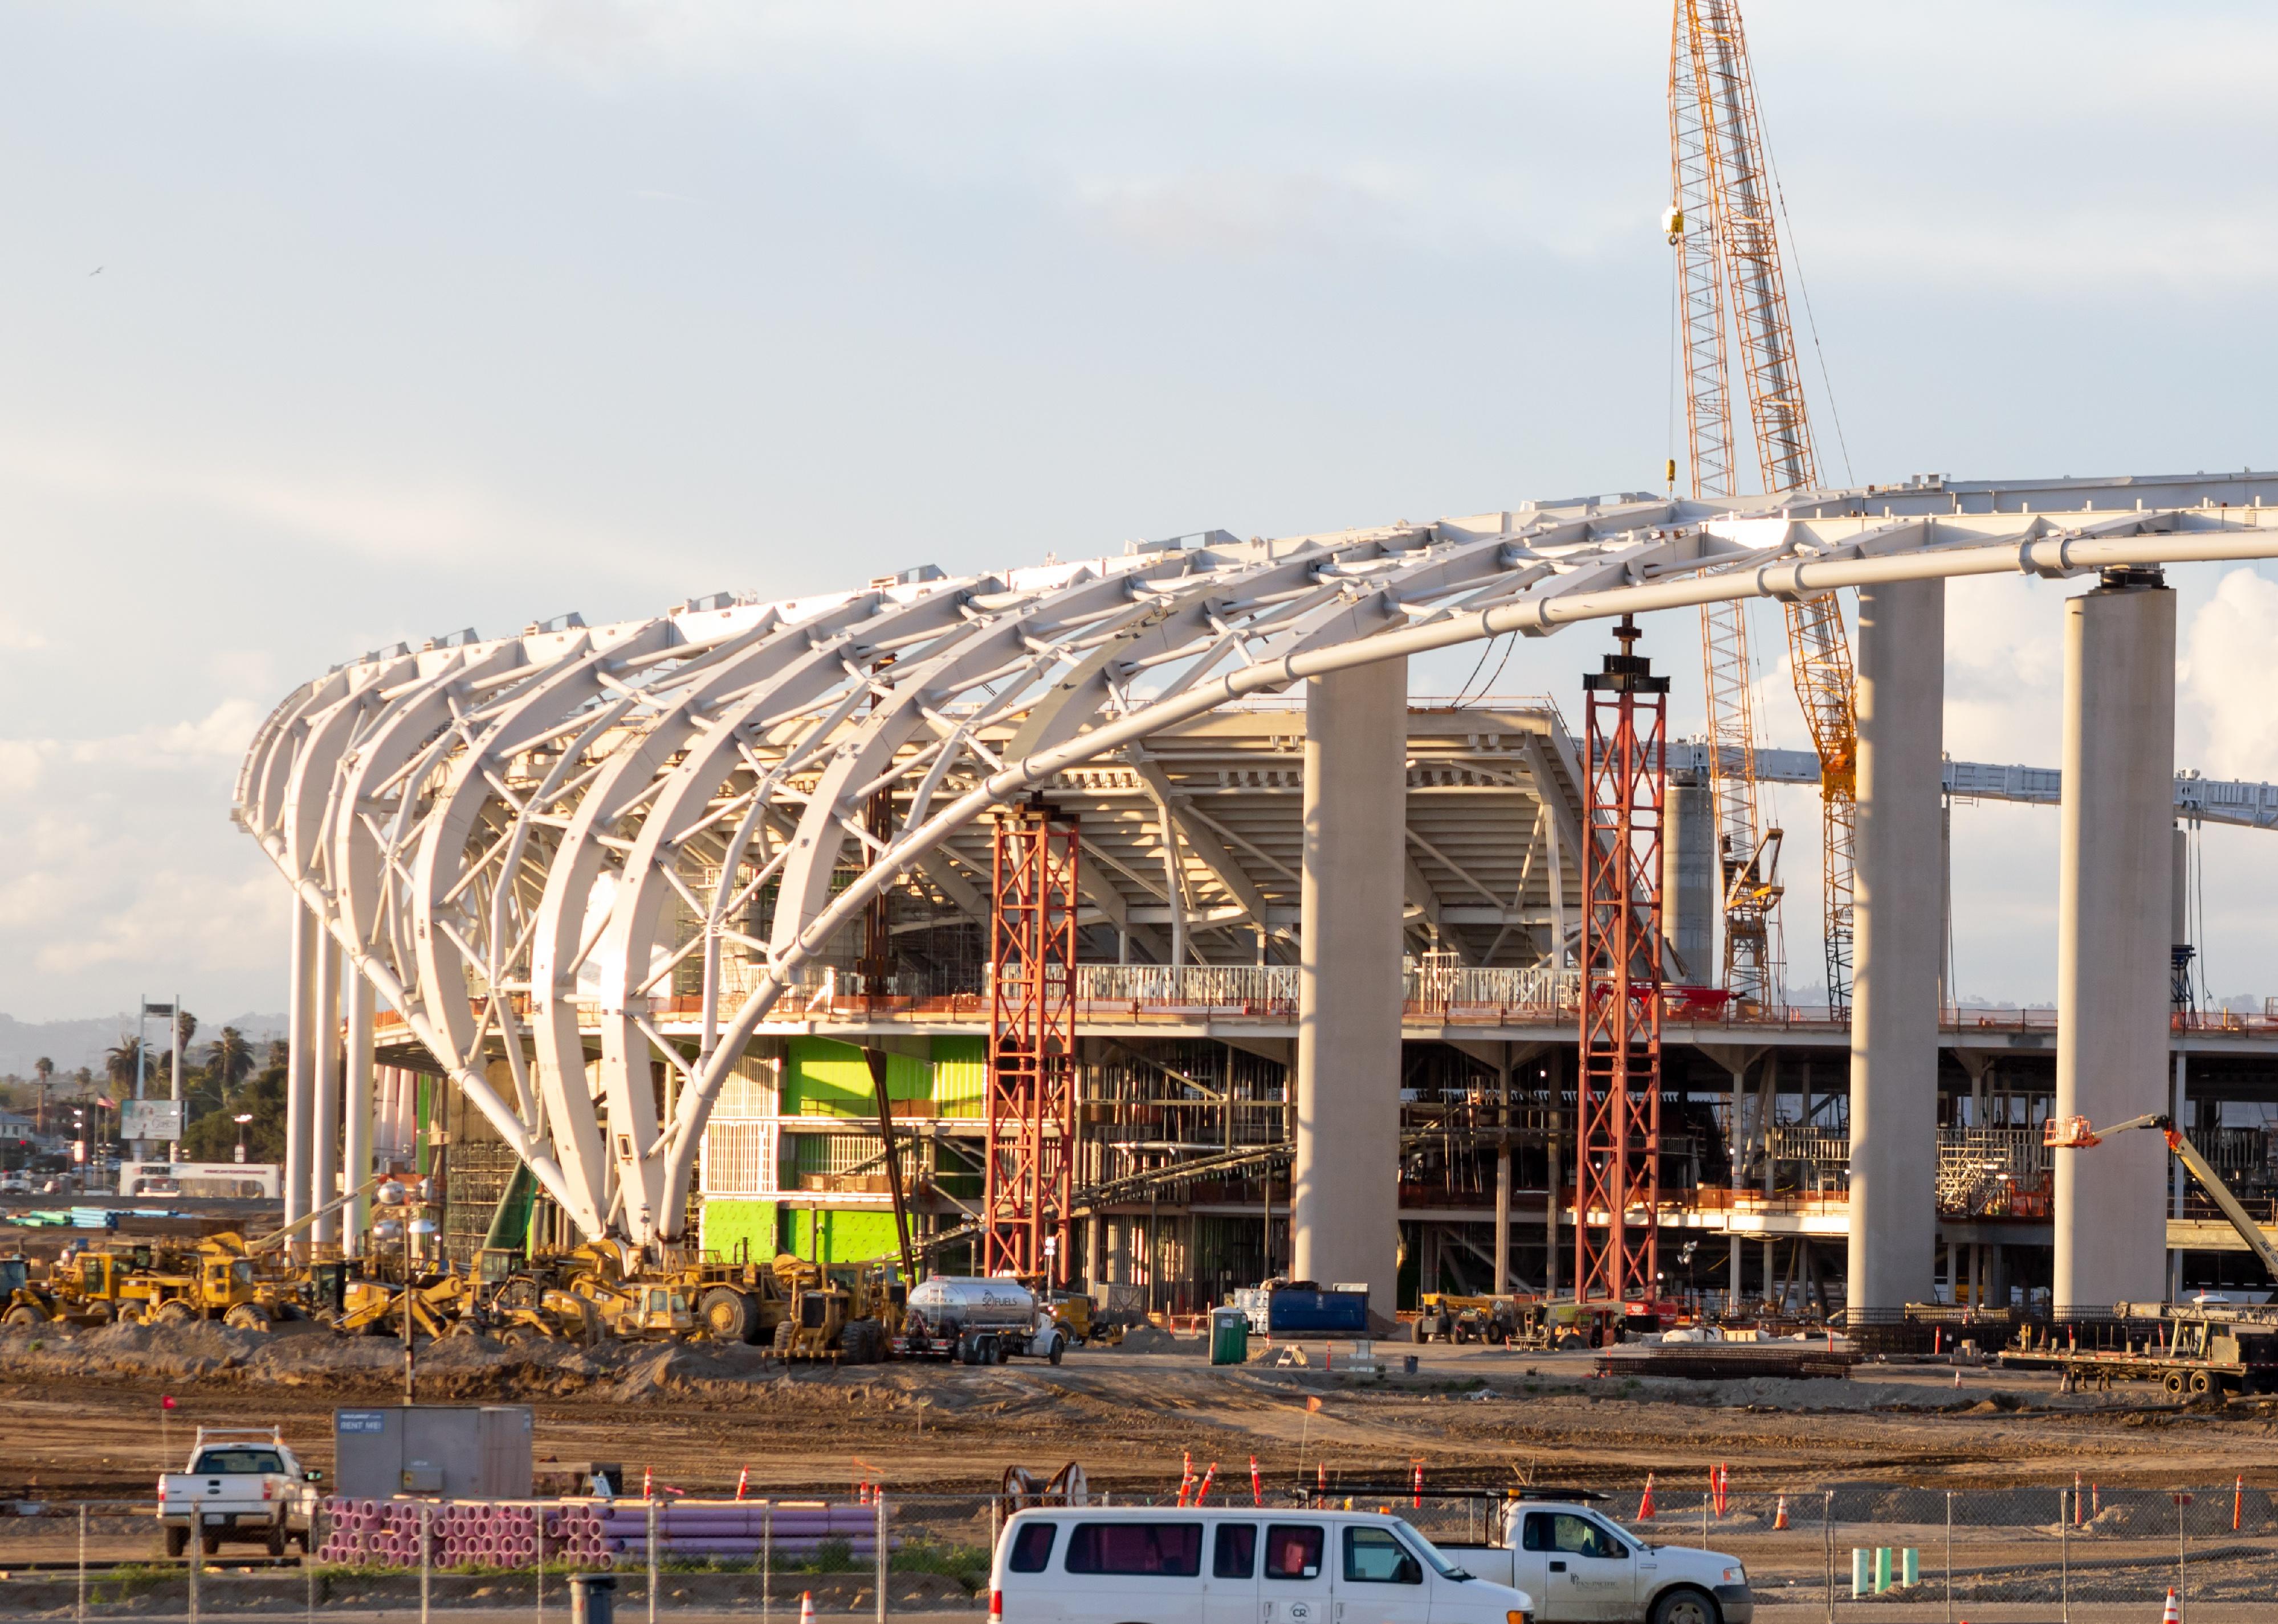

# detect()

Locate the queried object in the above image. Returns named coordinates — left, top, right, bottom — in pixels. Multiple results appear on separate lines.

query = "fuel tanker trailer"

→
left=902, top=1275, right=1069, bottom=1365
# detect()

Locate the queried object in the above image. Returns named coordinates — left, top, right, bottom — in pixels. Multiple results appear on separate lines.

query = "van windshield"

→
left=193, top=1450, right=284, bottom=1475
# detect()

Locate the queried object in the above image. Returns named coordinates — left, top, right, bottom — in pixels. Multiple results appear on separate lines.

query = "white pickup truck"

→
left=157, top=1428, right=321, bottom=1558
left=1441, top=1500, right=1753, bottom=1624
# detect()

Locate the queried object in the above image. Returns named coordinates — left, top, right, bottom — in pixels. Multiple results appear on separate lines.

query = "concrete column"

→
left=311, top=937, right=344, bottom=1247
left=1846, top=577, right=1945, bottom=1316
left=1493, top=1046, right=1512, bottom=1295
left=2054, top=573, right=2175, bottom=1315
left=1664, top=773, right=1716, bottom=984
left=344, top=973, right=376, bottom=1256
left=283, top=903, right=319, bottom=1235
left=1292, top=659, right=1407, bottom=1326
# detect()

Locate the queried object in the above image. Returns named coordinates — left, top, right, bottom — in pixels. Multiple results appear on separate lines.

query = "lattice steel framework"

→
left=985, top=802, right=1079, bottom=1283
left=1575, top=621, right=1669, bottom=1306
left=232, top=472, right=2278, bottom=1246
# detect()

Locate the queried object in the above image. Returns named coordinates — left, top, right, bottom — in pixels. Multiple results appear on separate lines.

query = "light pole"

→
left=233, top=1115, right=254, bottom=1165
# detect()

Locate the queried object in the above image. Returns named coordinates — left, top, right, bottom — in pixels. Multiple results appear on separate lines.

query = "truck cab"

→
left=1458, top=1501, right=1750, bottom=1624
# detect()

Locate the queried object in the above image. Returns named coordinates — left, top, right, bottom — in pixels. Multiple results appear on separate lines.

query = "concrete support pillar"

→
left=344, top=973, right=376, bottom=1256
left=1846, top=577, right=1946, bottom=1316
left=1493, top=1045, right=1512, bottom=1295
left=2055, top=573, right=2175, bottom=1314
left=311, top=937, right=344, bottom=1247
left=283, top=904, right=319, bottom=1237
left=1664, top=773, right=1716, bottom=984
left=1293, top=659, right=1407, bottom=1327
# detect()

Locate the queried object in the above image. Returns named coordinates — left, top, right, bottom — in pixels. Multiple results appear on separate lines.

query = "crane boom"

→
left=2048, top=1113, right=2278, bottom=1283
left=1669, top=0, right=1861, bottom=1009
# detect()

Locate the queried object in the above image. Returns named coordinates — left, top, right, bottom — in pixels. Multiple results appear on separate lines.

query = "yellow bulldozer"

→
left=768, top=1254, right=895, bottom=1363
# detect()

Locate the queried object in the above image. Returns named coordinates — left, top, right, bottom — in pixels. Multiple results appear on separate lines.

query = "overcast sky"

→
left=4, top=1, right=2277, bottom=1029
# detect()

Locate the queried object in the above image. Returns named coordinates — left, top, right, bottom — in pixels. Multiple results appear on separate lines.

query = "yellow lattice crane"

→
left=1668, top=0, right=1857, bottom=1011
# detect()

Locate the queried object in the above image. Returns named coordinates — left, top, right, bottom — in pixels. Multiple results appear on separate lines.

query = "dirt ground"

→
left=7, top=1318, right=2278, bottom=1504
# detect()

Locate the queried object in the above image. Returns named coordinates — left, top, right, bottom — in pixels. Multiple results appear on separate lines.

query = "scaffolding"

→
left=1575, top=619, right=1670, bottom=1305
left=985, top=799, right=1080, bottom=1283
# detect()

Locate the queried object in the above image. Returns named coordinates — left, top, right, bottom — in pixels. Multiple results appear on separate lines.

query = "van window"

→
left=1065, top=1523, right=1203, bottom=1577
left=1523, top=1512, right=1629, bottom=1560
left=1264, top=1525, right=1325, bottom=1580
left=1214, top=1524, right=1258, bottom=1578
left=1343, top=1527, right=1422, bottom=1584
left=1008, top=1523, right=1056, bottom=1574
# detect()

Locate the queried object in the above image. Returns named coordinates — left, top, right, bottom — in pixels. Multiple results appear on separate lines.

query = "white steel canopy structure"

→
left=235, top=469, right=2278, bottom=1246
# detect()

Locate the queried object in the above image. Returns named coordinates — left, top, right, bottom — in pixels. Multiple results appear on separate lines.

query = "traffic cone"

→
left=1197, top=1463, right=1219, bottom=1503
left=642, top=1466, right=653, bottom=1500
left=1773, top=1495, right=1788, bottom=1531
left=800, top=1592, right=816, bottom=1624
left=1638, top=1474, right=1657, bottom=1520
left=735, top=1466, right=749, bottom=1503
left=2161, top=1589, right=2179, bottom=1624
left=2235, top=1475, right=2244, bottom=1532
left=1250, top=1457, right=1262, bottom=1508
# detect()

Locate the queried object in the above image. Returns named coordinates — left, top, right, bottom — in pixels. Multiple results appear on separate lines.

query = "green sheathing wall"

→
left=932, top=1036, right=987, bottom=1117
left=783, top=1038, right=928, bottom=1119
left=700, top=1199, right=779, bottom=1263
left=780, top=1207, right=903, bottom=1264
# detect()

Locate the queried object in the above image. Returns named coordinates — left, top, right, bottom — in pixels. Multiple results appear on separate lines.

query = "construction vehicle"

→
left=0, top=1255, right=63, bottom=1327
left=339, top=1270, right=474, bottom=1340
left=116, top=1241, right=273, bottom=1330
left=2002, top=1114, right=2278, bottom=1396
left=46, top=1244, right=154, bottom=1324
left=771, top=1254, right=891, bottom=1362
left=901, top=1274, right=1066, bottom=1365
left=1415, top=1291, right=1530, bottom=1345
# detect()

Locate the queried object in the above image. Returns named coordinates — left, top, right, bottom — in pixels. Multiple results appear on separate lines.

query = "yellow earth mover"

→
left=339, top=1272, right=472, bottom=1340
left=769, top=1255, right=891, bottom=1363
left=116, top=1241, right=272, bottom=1331
left=0, top=1256, right=64, bottom=1327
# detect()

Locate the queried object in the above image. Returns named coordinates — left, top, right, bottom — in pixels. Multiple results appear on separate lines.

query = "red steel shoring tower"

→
left=1574, top=618, right=1670, bottom=1306
left=985, top=798, right=1079, bottom=1284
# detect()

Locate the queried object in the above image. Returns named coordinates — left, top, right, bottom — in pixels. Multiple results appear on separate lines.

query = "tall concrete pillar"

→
left=1293, top=659, right=1407, bottom=1325
left=2054, top=572, right=2175, bottom=1315
left=1664, top=773, right=1716, bottom=984
left=283, top=904, right=319, bottom=1235
left=344, top=973, right=376, bottom=1255
left=311, top=938, right=344, bottom=1247
left=1846, top=578, right=1945, bottom=1316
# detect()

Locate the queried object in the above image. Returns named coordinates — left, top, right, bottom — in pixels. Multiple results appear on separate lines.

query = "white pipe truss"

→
left=233, top=470, right=2278, bottom=1245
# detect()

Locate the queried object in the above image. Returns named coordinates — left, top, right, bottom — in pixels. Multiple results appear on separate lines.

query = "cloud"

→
left=2182, top=568, right=2278, bottom=780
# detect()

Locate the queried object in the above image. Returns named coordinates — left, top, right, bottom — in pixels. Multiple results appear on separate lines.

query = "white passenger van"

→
left=989, top=1504, right=1535, bottom=1624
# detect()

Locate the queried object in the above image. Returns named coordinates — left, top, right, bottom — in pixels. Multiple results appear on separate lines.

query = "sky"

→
left=3, top=1, right=2278, bottom=1035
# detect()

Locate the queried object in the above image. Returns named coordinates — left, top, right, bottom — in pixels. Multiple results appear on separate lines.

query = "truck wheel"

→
left=224, top=1305, right=271, bottom=1333
left=1651, top=1585, right=1720, bottom=1624
left=2, top=1304, right=40, bottom=1327
left=1048, top=1334, right=1065, bottom=1366
left=155, top=1301, right=195, bottom=1328
left=2189, top=1369, right=2216, bottom=1398
left=165, top=1525, right=189, bottom=1560
left=700, top=1287, right=757, bottom=1344
left=991, top=1336, right=1009, bottom=1365
left=2165, top=1370, right=2189, bottom=1398
left=267, top=1522, right=288, bottom=1557
left=200, top=1531, right=222, bottom=1558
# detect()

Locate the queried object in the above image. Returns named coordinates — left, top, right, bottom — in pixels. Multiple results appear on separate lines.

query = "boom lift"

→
left=2045, top=1114, right=2278, bottom=1280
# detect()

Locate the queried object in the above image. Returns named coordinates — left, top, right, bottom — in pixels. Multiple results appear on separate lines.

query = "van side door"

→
left=1521, top=1511, right=1636, bottom=1622
left=1062, top=1519, right=1206, bottom=1624
left=1205, top=1523, right=1261, bottom=1624
left=1258, top=1522, right=1332, bottom=1624
left=1334, top=1524, right=1429, bottom=1624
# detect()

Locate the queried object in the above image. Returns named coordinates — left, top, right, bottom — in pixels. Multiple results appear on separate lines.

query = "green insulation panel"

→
left=699, top=1199, right=780, bottom=1263
left=780, top=1207, right=903, bottom=1265
left=782, top=1038, right=928, bottom=1119
left=931, top=1035, right=986, bottom=1117
left=480, top=1162, right=537, bottom=1254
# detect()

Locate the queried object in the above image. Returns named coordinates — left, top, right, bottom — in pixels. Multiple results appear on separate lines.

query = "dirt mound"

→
left=1117, top=1326, right=1200, bottom=1356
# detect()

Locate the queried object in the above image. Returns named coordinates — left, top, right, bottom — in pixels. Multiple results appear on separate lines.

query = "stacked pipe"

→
left=312, top=1499, right=894, bottom=1569
left=596, top=1501, right=894, bottom=1561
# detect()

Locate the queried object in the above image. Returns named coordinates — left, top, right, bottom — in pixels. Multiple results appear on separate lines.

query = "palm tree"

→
left=104, top=1038, right=144, bottom=1089
left=209, top=1029, right=251, bottom=1091
left=32, top=1057, right=51, bottom=1135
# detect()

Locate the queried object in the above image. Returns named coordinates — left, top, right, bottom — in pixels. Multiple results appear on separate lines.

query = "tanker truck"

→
left=902, top=1275, right=1069, bottom=1365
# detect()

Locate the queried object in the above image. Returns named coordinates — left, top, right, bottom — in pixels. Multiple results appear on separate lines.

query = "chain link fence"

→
left=6, top=1485, right=2278, bottom=1618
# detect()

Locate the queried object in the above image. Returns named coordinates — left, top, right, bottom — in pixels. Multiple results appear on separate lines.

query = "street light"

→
left=232, top=1114, right=254, bottom=1165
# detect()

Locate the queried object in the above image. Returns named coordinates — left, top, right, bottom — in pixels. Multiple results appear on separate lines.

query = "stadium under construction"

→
left=235, top=470, right=2278, bottom=1325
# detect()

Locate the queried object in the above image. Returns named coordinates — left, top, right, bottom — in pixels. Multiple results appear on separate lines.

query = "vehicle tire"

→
left=700, top=1287, right=759, bottom=1344
left=991, top=1336, right=1009, bottom=1365
left=200, top=1531, right=222, bottom=1558
left=83, top=1301, right=114, bottom=1327
left=165, top=1524, right=189, bottom=1560
left=955, top=1335, right=976, bottom=1366
left=772, top=1317, right=795, bottom=1355
left=1049, top=1334, right=1065, bottom=1366
left=1652, top=1586, right=1719, bottom=1624
left=223, top=1304, right=271, bottom=1332
left=1413, top=1321, right=1431, bottom=1343
left=116, top=1304, right=146, bottom=1327
left=2164, top=1369, right=2189, bottom=1398
left=267, top=1522, right=288, bottom=1557
left=2, top=1304, right=40, bottom=1327
left=2189, top=1369, right=2216, bottom=1398
left=154, top=1301, right=195, bottom=1327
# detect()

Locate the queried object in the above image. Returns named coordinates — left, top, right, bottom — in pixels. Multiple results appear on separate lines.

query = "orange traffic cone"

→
left=1772, top=1495, right=1788, bottom=1531
left=2235, top=1475, right=2244, bottom=1532
left=2161, top=1589, right=2180, bottom=1624
left=800, top=1593, right=816, bottom=1624
left=1638, top=1474, right=1657, bottom=1520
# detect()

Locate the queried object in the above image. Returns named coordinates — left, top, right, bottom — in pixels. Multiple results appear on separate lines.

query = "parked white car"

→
left=991, top=1504, right=1534, bottom=1624
left=1446, top=1501, right=1751, bottom=1624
